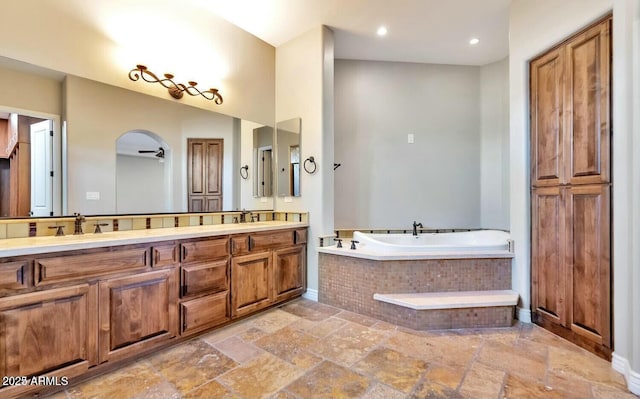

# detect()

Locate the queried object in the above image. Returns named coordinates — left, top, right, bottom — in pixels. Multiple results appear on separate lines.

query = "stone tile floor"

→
left=49, top=299, right=637, bottom=399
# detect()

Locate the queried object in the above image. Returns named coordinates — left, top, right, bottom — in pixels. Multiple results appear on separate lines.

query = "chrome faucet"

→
left=412, top=221, right=423, bottom=236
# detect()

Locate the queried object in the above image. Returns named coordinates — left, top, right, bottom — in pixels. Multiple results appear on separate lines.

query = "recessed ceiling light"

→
left=469, top=37, right=480, bottom=45
left=377, top=26, right=388, bottom=36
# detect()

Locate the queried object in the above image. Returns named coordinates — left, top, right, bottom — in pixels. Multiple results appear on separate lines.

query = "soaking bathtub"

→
left=318, top=229, right=513, bottom=260
left=317, top=229, right=516, bottom=329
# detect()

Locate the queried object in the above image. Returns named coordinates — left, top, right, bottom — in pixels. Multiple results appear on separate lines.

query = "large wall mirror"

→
left=276, top=118, right=301, bottom=197
left=0, top=55, right=275, bottom=217
left=253, top=125, right=274, bottom=197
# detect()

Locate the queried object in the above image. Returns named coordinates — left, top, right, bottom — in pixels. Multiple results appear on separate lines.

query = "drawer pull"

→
left=248, top=237, right=253, bottom=251
left=293, top=231, right=297, bottom=245
left=182, top=246, right=188, bottom=261
left=154, top=249, right=160, bottom=265
left=16, top=266, right=24, bottom=284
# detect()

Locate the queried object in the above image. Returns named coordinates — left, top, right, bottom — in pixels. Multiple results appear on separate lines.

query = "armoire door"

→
left=563, top=19, right=611, bottom=186
left=531, top=186, right=566, bottom=327
left=530, top=47, right=565, bottom=188
left=565, top=184, right=611, bottom=348
left=187, top=138, right=223, bottom=212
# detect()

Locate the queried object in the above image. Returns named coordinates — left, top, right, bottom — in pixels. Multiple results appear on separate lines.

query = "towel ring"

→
left=240, top=165, right=249, bottom=179
left=303, top=156, right=317, bottom=174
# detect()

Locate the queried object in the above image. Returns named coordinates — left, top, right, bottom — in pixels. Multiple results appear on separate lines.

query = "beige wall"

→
left=275, top=26, right=335, bottom=296
left=0, top=64, right=62, bottom=116
left=0, top=0, right=275, bottom=125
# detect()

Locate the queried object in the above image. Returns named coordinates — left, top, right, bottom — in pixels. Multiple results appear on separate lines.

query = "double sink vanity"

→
left=0, top=218, right=308, bottom=398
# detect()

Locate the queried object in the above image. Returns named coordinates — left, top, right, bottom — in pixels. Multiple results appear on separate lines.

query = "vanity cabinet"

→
left=0, top=283, right=98, bottom=398
left=230, top=228, right=307, bottom=317
left=179, top=236, right=231, bottom=336
left=98, top=268, right=178, bottom=363
left=0, top=224, right=306, bottom=398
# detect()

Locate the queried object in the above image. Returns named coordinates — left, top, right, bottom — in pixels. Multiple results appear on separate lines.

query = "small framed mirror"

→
left=276, top=118, right=301, bottom=197
left=252, top=125, right=274, bottom=197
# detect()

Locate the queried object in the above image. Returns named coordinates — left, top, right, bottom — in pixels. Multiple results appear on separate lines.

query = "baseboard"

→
left=302, top=288, right=318, bottom=302
left=612, top=352, right=640, bottom=395
left=516, top=307, right=532, bottom=323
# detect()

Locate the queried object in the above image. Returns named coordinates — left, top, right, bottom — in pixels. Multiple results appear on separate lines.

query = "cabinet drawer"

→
left=231, top=230, right=295, bottom=254
left=181, top=260, right=228, bottom=298
left=294, top=229, right=307, bottom=244
left=152, top=242, right=179, bottom=268
left=35, top=247, right=148, bottom=286
left=0, top=261, right=30, bottom=293
left=181, top=291, right=229, bottom=336
left=181, top=237, right=229, bottom=264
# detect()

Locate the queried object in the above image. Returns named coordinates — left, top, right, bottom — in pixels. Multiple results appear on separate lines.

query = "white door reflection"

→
left=115, top=130, right=172, bottom=213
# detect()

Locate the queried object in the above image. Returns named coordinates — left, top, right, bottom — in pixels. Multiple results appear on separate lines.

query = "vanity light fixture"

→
left=128, top=65, right=223, bottom=104
left=377, top=26, right=388, bottom=36
left=469, top=37, right=480, bottom=45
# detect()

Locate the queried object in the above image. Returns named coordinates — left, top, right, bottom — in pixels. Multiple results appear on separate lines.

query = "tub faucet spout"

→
left=412, top=221, right=423, bottom=236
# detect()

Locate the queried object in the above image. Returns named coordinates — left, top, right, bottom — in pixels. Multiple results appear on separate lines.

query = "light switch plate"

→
left=408, top=134, right=415, bottom=144
left=284, top=196, right=293, bottom=203
left=86, top=191, right=100, bottom=200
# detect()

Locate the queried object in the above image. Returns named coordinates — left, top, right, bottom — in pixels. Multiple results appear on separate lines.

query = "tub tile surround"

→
left=0, top=211, right=308, bottom=240
left=318, top=252, right=516, bottom=330
left=57, top=298, right=637, bottom=399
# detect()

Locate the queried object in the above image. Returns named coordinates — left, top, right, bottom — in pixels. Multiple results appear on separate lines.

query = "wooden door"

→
left=566, top=184, right=610, bottom=347
left=230, top=251, right=272, bottom=317
left=187, top=138, right=223, bottom=212
left=273, top=245, right=306, bottom=302
left=530, top=47, right=564, bottom=188
left=564, top=19, right=611, bottom=186
left=531, top=187, right=566, bottom=327
left=0, top=284, right=98, bottom=397
left=98, top=268, right=178, bottom=363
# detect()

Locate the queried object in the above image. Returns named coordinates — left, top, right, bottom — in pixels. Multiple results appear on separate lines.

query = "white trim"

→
left=373, top=290, right=518, bottom=310
left=302, top=288, right=318, bottom=301
left=612, top=352, right=640, bottom=396
left=516, top=307, right=532, bottom=323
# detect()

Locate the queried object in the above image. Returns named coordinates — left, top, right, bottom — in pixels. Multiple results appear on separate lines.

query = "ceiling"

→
left=199, top=0, right=510, bottom=65
left=53, top=0, right=510, bottom=66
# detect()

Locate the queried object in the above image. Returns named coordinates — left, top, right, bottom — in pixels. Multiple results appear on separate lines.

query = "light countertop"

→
left=0, top=221, right=307, bottom=257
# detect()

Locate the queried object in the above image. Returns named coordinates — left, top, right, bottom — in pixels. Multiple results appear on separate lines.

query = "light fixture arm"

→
left=128, top=65, right=223, bottom=105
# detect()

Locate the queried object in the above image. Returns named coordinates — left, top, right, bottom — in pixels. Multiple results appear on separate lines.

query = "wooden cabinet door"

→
left=566, top=184, right=610, bottom=347
left=99, top=268, right=178, bottom=363
left=273, top=246, right=305, bottom=302
left=530, top=47, right=565, bottom=187
left=180, top=291, right=229, bottom=336
left=531, top=187, right=566, bottom=327
left=231, top=251, right=272, bottom=318
left=0, top=284, right=98, bottom=397
left=187, top=138, right=223, bottom=212
left=181, top=260, right=229, bottom=298
left=564, top=19, right=611, bottom=185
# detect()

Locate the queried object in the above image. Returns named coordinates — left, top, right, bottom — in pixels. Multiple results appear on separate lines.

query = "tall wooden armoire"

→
left=530, top=15, right=612, bottom=359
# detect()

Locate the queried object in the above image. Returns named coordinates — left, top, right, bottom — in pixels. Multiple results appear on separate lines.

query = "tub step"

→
left=373, top=290, right=518, bottom=310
